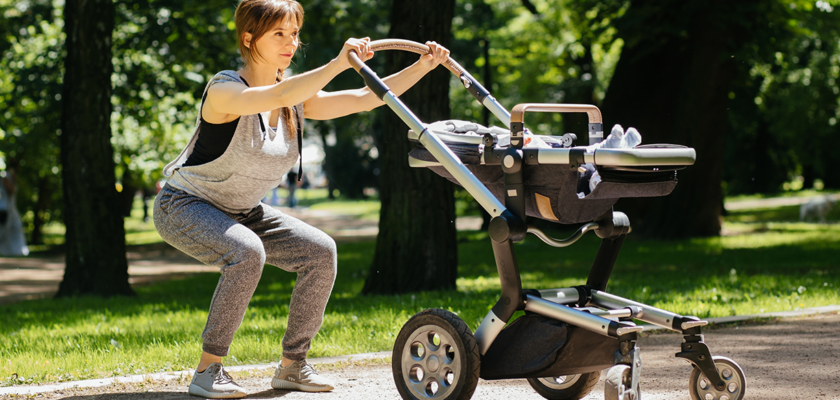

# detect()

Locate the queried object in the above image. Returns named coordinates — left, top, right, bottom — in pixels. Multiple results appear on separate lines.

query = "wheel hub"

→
left=427, top=355, right=441, bottom=373
left=401, top=325, right=461, bottom=398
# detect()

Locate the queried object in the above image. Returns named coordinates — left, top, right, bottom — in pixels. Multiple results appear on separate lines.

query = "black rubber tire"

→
left=688, top=356, right=746, bottom=400
left=392, top=308, right=480, bottom=400
left=527, top=372, right=601, bottom=400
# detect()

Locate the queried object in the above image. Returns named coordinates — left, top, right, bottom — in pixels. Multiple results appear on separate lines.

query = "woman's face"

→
left=251, top=17, right=299, bottom=69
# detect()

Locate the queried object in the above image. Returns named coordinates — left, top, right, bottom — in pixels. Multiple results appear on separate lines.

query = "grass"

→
left=1, top=193, right=839, bottom=386
left=725, top=188, right=839, bottom=203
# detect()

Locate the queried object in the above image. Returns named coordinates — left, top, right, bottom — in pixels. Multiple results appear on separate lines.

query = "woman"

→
left=153, top=0, right=449, bottom=398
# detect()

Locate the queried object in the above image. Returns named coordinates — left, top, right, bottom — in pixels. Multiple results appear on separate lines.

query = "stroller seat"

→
left=407, top=124, right=695, bottom=224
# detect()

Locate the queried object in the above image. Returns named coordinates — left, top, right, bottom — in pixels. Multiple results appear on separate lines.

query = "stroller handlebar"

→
left=348, top=39, right=509, bottom=218
left=348, top=39, right=466, bottom=79
left=349, top=39, right=512, bottom=127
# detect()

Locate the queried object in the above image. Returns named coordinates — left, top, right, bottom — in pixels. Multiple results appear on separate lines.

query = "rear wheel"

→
left=392, top=309, right=480, bottom=400
left=527, top=372, right=600, bottom=400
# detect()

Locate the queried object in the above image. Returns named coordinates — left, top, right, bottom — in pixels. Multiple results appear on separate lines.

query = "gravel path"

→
left=5, top=312, right=838, bottom=400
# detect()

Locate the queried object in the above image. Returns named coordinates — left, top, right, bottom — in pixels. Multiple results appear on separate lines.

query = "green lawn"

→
left=2, top=194, right=839, bottom=386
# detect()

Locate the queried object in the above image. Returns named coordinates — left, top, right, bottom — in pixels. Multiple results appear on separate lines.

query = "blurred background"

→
left=1, top=0, right=839, bottom=248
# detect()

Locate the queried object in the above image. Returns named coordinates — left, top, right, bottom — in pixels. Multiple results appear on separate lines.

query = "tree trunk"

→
left=57, top=0, right=134, bottom=298
left=30, top=174, right=50, bottom=245
left=363, top=0, right=457, bottom=295
left=600, top=1, right=744, bottom=238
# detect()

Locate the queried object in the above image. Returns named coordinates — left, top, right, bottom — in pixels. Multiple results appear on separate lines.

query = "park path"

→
left=3, top=311, right=838, bottom=399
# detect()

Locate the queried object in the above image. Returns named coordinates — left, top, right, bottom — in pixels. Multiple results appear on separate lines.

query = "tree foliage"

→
left=0, top=0, right=64, bottom=244
left=2, top=0, right=840, bottom=246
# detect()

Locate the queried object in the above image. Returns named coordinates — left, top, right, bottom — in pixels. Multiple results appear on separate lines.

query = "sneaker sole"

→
left=271, top=377, right=334, bottom=392
left=188, top=383, right=247, bottom=399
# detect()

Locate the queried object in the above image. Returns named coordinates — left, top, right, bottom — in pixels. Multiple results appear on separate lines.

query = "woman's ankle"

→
left=197, top=352, right=224, bottom=372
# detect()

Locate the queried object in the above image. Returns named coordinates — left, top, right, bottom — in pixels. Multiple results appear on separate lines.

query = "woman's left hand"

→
left=419, top=41, right=450, bottom=70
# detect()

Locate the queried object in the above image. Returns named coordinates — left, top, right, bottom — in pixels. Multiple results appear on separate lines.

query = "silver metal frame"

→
left=409, top=146, right=697, bottom=169
left=381, top=60, right=702, bottom=352
left=473, top=310, right=507, bottom=355
left=382, top=92, right=506, bottom=218
left=482, top=95, right=511, bottom=127
left=353, top=42, right=717, bottom=384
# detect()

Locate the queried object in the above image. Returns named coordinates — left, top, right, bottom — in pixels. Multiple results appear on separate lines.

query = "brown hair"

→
left=235, top=0, right=304, bottom=138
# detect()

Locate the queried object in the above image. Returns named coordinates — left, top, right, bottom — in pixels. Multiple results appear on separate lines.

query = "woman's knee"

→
left=229, top=239, right=267, bottom=270
left=313, top=233, right=337, bottom=268
left=303, top=233, right=337, bottom=280
left=216, top=229, right=267, bottom=278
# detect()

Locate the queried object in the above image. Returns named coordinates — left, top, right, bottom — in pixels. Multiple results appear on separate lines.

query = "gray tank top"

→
left=164, top=71, right=304, bottom=214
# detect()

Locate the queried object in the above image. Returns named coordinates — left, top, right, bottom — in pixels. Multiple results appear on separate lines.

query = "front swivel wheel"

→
left=688, top=356, right=746, bottom=400
left=392, top=309, right=480, bottom=400
left=604, top=365, right=639, bottom=400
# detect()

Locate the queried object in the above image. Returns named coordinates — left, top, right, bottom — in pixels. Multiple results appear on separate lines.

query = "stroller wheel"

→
left=688, top=356, right=746, bottom=400
left=605, top=364, right=638, bottom=400
left=527, top=372, right=600, bottom=400
left=392, top=308, right=480, bottom=400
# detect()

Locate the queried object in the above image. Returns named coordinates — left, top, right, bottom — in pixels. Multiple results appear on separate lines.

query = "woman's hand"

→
left=418, top=41, right=450, bottom=70
left=335, top=37, right=373, bottom=70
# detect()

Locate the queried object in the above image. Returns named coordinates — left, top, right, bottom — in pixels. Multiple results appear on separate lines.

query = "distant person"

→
left=286, top=170, right=298, bottom=208
left=152, top=0, right=450, bottom=398
left=0, top=166, right=29, bottom=257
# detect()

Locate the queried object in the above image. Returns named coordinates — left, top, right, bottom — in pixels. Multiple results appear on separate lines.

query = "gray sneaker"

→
left=271, top=360, right=335, bottom=392
left=188, top=363, right=247, bottom=399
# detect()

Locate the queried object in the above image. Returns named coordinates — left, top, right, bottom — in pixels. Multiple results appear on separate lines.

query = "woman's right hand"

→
left=335, top=37, right=373, bottom=70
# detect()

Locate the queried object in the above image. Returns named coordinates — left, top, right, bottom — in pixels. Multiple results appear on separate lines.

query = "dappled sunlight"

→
left=4, top=206, right=839, bottom=387
left=719, top=229, right=839, bottom=249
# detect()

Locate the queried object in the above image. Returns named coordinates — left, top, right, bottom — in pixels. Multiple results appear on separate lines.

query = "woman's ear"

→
left=243, top=32, right=253, bottom=49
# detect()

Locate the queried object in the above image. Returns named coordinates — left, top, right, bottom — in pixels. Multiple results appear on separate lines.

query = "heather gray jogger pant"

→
left=153, top=184, right=337, bottom=360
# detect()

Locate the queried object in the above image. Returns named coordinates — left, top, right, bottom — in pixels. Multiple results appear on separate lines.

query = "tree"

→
left=363, top=0, right=458, bottom=295
left=596, top=0, right=769, bottom=238
left=56, top=0, right=134, bottom=297
left=0, top=1, right=65, bottom=245
left=724, top=1, right=840, bottom=193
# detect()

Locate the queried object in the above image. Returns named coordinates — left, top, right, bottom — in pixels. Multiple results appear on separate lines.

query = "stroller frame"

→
left=350, top=40, right=745, bottom=400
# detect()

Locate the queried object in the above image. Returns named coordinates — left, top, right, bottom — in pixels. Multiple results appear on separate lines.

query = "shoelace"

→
left=209, top=364, right=234, bottom=385
left=300, top=361, right=318, bottom=376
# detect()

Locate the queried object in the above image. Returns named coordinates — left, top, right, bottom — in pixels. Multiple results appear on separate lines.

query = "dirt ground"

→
left=4, top=312, right=838, bottom=400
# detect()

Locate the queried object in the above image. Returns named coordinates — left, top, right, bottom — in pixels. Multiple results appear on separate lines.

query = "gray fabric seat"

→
left=409, top=129, right=682, bottom=224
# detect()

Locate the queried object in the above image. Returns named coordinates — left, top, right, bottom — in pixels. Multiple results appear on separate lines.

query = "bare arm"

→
left=204, top=38, right=374, bottom=121
left=303, top=41, right=451, bottom=120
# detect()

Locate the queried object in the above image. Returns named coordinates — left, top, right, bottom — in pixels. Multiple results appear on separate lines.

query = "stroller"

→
left=349, top=40, right=746, bottom=400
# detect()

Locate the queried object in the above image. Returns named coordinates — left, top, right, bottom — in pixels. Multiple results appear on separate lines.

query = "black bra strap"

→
left=239, top=77, right=266, bottom=134
left=296, top=106, right=303, bottom=181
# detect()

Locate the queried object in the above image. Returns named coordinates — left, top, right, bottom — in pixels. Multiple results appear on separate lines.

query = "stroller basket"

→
left=408, top=129, right=690, bottom=224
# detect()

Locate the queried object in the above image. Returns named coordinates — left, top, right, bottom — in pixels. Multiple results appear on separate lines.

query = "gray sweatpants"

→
left=153, top=184, right=337, bottom=360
